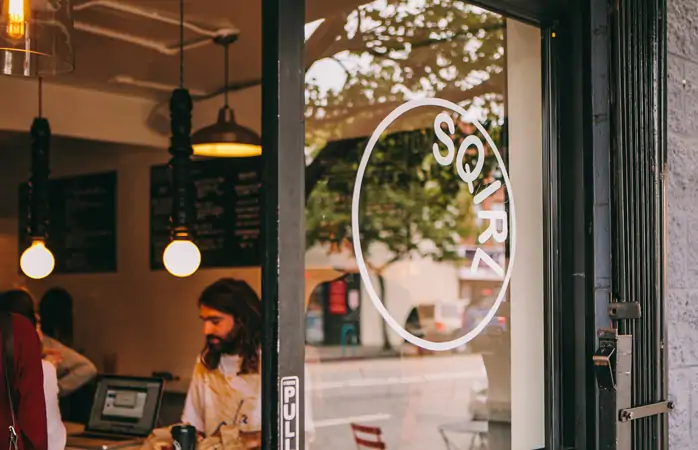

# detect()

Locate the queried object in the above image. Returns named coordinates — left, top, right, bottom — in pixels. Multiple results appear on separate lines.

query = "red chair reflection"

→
left=350, top=423, right=386, bottom=449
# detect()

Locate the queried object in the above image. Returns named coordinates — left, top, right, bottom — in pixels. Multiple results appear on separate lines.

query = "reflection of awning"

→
left=304, top=267, right=345, bottom=310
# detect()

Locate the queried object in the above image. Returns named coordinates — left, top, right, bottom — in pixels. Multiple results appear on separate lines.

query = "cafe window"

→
left=303, top=2, right=546, bottom=449
left=0, top=1, right=268, bottom=448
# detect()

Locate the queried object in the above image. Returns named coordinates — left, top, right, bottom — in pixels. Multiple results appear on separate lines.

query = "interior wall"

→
left=0, top=141, right=260, bottom=382
left=507, top=18, right=545, bottom=449
left=0, top=63, right=265, bottom=382
left=0, top=77, right=260, bottom=150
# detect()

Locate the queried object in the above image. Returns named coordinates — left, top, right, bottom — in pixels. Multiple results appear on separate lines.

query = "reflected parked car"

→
left=404, top=301, right=465, bottom=344
left=462, top=295, right=507, bottom=336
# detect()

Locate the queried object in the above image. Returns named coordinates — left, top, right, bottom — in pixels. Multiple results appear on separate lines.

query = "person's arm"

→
left=181, top=362, right=205, bottom=434
left=46, top=338, right=97, bottom=396
left=41, top=361, right=66, bottom=450
left=14, top=315, right=48, bottom=450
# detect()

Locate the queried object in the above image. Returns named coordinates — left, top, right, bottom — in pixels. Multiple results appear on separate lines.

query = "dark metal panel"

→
left=470, top=0, right=569, bottom=25
left=559, top=12, right=597, bottom=450
left=608, top=0, right=668, bottom=447
left=585, top=0, right=612, bottom=335
left=585, top=0, right=613, bottom=446
left=261, top=0, right=306, bottom=447
left=541, top=25, right=563, bottom=450
left=552, top=0, right=615, bottom=447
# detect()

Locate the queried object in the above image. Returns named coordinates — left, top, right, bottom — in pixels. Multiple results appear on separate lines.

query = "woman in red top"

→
left=0, top=313, right=47, bottom=450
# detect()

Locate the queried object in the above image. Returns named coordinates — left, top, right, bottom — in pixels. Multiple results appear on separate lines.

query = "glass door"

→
left=301, top=2, right=546, bottom=449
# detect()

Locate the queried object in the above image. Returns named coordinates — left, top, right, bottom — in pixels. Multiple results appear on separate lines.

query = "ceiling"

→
left=5, top=0, right=562, bottom=138
left=39, top=0, right=368, bottom=100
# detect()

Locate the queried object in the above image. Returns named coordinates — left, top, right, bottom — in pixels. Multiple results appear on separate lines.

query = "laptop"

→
left=66, top=375, right=165, bottom=450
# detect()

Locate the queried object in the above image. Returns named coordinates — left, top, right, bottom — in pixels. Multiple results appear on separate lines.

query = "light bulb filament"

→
left=5, top=0, right=25, bottom=39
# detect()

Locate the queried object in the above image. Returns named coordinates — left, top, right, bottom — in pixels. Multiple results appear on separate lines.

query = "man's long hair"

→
left=199, top=278, right=261, bottom=375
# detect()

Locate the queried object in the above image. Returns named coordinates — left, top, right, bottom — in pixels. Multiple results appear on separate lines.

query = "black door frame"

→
left=259, top=1, right=608, bottom=450
left=260, top=0, right=306, bottom=449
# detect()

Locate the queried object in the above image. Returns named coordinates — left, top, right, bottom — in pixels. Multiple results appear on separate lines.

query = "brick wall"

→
left=668, top=0, right=698, bottom=447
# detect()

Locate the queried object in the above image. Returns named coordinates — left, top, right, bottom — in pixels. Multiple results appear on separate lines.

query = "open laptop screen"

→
left=86, top=375, right=164, bottom=437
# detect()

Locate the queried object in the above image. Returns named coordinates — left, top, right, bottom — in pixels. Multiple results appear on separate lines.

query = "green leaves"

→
left=306, top=125, right=502, bottom=265
left=304, top=0, right=505, bottom=269
left=305, top=0, right=505, bottom=136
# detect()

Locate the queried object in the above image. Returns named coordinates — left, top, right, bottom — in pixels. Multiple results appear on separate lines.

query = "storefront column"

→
left=260, top=0, right=306, bottom=448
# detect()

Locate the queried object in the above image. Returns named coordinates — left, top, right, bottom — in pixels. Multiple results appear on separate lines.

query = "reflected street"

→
left=307, top=353, right=487, bottom=450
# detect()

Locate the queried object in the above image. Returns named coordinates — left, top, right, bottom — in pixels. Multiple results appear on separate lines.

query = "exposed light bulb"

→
left=20, top=240, right=55, bottom=280
left=163, top=239, right=201, bottom=278
left=4, top=0, right=26, bottom=39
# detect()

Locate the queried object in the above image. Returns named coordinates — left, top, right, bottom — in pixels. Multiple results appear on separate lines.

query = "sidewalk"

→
left=307, top=345, right=402, bottom=363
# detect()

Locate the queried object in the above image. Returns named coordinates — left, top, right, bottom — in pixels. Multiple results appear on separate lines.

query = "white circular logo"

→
left=351, top=97, right=516, bottom=352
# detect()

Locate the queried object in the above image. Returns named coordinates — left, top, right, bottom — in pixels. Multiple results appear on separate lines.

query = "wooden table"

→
left=64, top=423, right=143, bottom=450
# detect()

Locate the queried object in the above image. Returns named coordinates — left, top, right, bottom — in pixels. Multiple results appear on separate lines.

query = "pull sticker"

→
left=280, top=376, right=300, bottom=450
left=351, top=98, right=516, bottom=352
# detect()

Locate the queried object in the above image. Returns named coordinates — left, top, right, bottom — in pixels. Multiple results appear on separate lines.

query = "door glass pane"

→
left=304, top=1, right=544, bottom=449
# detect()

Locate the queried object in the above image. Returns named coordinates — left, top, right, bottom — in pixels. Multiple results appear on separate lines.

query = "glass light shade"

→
left=0, top=0, right=74, bottom=77
left=192, top=106, right=262, bottom=158
left=20, top=239, right=54, bottom=279
left=163, top=239, right=201, bottom=278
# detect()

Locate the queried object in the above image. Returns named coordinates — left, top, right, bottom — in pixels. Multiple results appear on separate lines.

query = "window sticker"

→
left=351, top=98, right=516, bottom=352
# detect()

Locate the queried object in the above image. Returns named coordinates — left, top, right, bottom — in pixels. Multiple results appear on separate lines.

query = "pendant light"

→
left=191, top=34, right=262, bottom=158
left=162, top=0, right=201, bottom=278
left=20, top=77, right=55, bottom=279
left=0, top=0, right=74, bottom=77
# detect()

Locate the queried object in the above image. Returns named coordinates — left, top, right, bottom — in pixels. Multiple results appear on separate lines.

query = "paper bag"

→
left=138, top=426, right=175, bottom=450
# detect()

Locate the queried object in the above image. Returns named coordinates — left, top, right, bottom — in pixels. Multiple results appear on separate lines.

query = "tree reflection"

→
left=304, top=0, right=506, bottom=350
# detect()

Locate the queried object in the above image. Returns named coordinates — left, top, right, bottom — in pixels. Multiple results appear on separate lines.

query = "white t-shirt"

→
left=181, top=355, right=316, bottom=440
left=182, top=355, right=262, bottom=437
left=42, top=360, right=66, bottom=450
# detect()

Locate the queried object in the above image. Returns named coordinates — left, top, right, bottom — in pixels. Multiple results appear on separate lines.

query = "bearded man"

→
left=181, top=278, right=262, bottom=443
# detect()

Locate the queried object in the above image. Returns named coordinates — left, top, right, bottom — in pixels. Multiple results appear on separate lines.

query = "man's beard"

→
left=206, top=331, right=237, bottom=355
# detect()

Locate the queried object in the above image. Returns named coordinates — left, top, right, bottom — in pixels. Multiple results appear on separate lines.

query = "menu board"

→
left=150, top=157, right=262, bottom=270
left=18, top=171, right=118, bottom=274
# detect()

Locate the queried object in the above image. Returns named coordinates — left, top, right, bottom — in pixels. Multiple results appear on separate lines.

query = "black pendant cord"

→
left=168, top=0, right=194, bottom=238
left=212, top=33, right=238, bottom=114
left=223, top=42, right=229, bottom=109
left=29, top=78, right=50, bottom=241
left=38, top=78, right=42, bottom=118
left=179, top=0, right=184, bottom=89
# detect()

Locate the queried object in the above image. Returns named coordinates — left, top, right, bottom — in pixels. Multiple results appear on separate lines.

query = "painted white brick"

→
left=667, top=290, right=698, bottom=367
left=669, top=367, right=691, bottom=448
left=668, top=0, right=698, bottom=59
left=681, top=60, right=698, bottom=138
left=667, top=209, right=686, bottom=290
left=667, top=0, right=698, bottom=443
left=668, top=55, right=685, bottom=135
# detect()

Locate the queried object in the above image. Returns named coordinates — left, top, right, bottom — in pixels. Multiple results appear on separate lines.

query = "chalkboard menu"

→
left=150, top=157, right=262, bottom=270
left=18, top=171, right=118, bottom=274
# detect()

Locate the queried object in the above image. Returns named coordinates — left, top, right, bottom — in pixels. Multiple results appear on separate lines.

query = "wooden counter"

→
left=64, top=423, right=143, bottom=450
